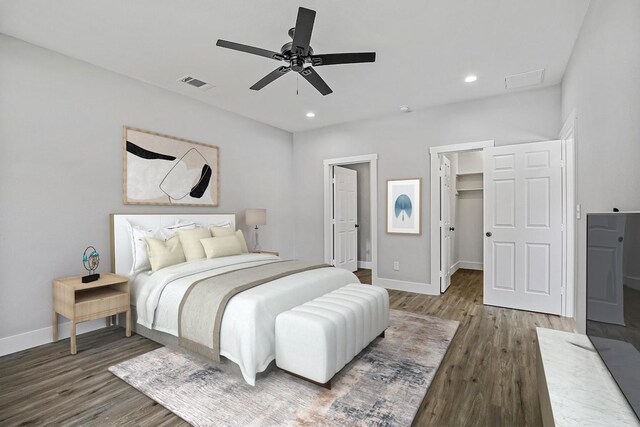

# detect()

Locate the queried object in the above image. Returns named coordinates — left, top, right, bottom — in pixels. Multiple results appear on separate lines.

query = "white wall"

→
left=293, top=85, right=561, bottom=289
left=0, top=35, right=294, bottom=345
left=343, top=163, right=371, bottom=263
left=457, top=150, right=483, bottom=174
left=561, top=0, right=640, bottom=332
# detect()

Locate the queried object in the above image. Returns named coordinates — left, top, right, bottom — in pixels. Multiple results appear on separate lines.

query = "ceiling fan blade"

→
left=216, top=39, right=284, bottom=61
left=300, top=67, right=332, bottom=96
left=291, top=7, right=316, bottom=56
left=250, top=66, right=291, bottom=91
left=310, top=52, right=376, bottom=66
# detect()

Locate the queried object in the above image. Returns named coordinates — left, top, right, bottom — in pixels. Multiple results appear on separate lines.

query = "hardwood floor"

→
left=354, top=268, right=372, bottom=284
left=0, top=269, right=573, bottom=426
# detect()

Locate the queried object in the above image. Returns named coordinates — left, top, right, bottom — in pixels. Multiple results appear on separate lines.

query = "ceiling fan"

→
left=216, top=7, right=376, bottom=96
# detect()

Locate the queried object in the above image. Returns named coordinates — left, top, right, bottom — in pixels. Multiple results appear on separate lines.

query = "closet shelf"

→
left=456, top=172, right=483, bottom=176
left=456, top=187, right=483, bottom=192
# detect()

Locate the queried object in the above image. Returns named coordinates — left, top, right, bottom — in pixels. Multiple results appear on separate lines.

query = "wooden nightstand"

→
left=253, top=250, right=279, bottom=256
left=52, top=272, right=131, bottom=354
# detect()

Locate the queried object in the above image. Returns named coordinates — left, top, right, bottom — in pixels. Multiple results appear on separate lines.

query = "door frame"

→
left=324, top=154, right=378, bottom=281
left=560, top=109, right=577, bottom=318
left=429, top=140, right=495, bottom=293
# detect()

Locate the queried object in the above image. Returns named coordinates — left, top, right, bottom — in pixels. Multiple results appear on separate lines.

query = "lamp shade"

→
left=245, top=208, right=266, bottom=226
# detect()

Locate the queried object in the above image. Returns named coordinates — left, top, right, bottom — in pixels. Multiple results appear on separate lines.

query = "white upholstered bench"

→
left=275, top=284, right=389, bottom=388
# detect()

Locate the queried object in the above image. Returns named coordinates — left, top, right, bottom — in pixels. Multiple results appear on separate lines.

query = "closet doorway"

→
left=440, top=150, right=485, bottom=292
left=429, top=140, right=495, bottom=294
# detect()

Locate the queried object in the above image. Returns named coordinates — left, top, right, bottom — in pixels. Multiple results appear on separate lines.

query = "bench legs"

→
left=281, top=368, right=332, bottom=390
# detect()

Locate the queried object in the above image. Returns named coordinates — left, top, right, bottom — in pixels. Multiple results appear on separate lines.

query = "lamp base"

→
left=253, top=226, right=261, bottom=252
left=82, top=273, right=100, bottom=283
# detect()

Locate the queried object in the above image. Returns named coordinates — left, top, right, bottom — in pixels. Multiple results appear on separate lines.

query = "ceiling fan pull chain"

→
left=296, top=74, right=299, bottom=95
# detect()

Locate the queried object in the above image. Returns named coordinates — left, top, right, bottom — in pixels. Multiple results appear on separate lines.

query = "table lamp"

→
left=245, top=208, right=266, bottom=251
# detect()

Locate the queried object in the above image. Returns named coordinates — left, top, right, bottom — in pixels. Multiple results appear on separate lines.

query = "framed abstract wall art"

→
left=386, top=178, right=421, bottom=235
left=123, top=127, right=219, bottom=206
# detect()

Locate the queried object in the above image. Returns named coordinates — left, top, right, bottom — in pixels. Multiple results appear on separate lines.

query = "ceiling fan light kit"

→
left=216, top=7, right=376, bottom=96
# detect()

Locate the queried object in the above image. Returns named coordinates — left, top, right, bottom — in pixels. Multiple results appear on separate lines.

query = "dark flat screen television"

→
left=587, top=213, right=640, bottom=419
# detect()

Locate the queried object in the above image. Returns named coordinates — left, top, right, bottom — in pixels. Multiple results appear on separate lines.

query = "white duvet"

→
left=132, top=253, right=358, bottom=385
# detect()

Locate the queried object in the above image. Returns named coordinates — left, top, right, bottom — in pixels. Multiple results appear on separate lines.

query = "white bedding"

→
left=132, top=253, right=358, bottom=385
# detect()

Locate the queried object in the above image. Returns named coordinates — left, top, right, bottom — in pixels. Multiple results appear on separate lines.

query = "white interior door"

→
left=587, top=215, right=626, bottom=325
left=333, top=166, right=358, bottom=272
left=483, top=140, right=562, bottom=314
left=440, top=155, right=452, bottom=292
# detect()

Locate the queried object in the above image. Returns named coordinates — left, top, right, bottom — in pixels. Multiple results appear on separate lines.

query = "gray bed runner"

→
left=178, top=260, right=329, bottom=362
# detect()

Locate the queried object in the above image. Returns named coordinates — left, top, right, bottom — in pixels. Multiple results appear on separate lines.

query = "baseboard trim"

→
left=625, top=275, right=640, bottom=291
left=450, top=261, right=460, bottom=276
left=0, top=319, right=106, bottom=357
left=357, top=261, right=372, bottom=269
left=458, top=261, right=483, bottom=271
left=373, top=276, right=440, bottom=295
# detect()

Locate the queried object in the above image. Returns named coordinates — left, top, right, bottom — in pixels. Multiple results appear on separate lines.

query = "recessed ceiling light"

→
left=399, top=105, right=411, bottom=113
left=464, top=75, right=478, bottom=83
left=306, top=112, right=315, bottom=118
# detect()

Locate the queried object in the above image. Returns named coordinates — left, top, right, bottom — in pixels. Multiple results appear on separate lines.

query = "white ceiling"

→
left=0, top=0, right=590, bottom=132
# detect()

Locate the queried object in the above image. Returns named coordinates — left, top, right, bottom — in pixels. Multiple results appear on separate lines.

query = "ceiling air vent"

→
left=505, top=69, right=545, bottom=90
left=178, top=75, right=214, bottom=91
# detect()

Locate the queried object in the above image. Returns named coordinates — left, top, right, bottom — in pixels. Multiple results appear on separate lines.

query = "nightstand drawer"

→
left=75, top=288, right=129, bottom=322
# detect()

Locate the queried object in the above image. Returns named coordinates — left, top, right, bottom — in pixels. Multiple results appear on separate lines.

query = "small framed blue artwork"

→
left=387, top=178, right=421, bottom=235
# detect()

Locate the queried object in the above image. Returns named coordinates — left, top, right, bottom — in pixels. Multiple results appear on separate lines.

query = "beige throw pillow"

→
left=236, top=230, right=249, bottom=253
left=200, top=236, right=243, bottom=259
left=177, top=228, right=211, bottom=261
left=143, top=235, right=186, bottom=272
left=210, top=225, right=235, bottom=237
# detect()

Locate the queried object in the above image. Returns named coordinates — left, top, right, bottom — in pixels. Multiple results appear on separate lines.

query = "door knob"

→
left=449, top=227, right=455, bottom=231
left=486, top=232, right=492, bottom=237
left=355, top=224, right=359, bottom=228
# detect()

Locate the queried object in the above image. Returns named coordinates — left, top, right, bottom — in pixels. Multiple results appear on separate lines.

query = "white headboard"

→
left=110, top=213, right=236, bottom=276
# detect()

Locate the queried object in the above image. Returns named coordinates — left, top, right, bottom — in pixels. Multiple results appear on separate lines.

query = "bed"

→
left=110, top=213, right=359, bottom=385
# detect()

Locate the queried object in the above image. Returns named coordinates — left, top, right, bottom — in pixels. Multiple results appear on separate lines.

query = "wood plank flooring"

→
left=0, top=269, right=573, bottom=426
left=354, top=268, right=372, bottom=284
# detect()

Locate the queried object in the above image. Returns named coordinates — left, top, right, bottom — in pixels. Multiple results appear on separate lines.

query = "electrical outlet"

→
left=393, top=261, right=400, bottom=271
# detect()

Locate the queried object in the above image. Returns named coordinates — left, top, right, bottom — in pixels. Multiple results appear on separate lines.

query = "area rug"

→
left=109, top=310, right=458, bottom=427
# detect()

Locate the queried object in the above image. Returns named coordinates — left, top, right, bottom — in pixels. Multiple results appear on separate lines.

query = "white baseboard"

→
left=625, top=275, right=640, bottom=291
left=0, top=319, right=106, bottom=357
left=358, top=261, right=372, bottom=269
left=458, top=261, right=483, bottom=271
left=450, top=261, right=460, bottom=276
left=373, top=276, right=440, bottom=295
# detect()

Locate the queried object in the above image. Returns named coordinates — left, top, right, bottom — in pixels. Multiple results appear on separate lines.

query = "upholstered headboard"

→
left=110, top=213, right=236, bottom=276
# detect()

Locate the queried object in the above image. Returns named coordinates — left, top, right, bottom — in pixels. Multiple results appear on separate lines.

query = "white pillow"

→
left=159, top=220, right=197, bottom=240
left=200, top=236, right=243, bottom=259
left=208, top=221, right=231, bottom=228
left=126, top=221, right=155, bottom=277
left=126, top=220, right=196, bottom=276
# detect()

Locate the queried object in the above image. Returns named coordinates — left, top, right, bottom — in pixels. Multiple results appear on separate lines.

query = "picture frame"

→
left=123, top=127, right=219, bottom=207
left=386, top=178, right=422, bottom=235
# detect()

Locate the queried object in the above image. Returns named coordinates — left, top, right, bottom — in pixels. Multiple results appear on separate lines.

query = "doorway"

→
left=440, top=150, right=485, bottom=292
left=430, top=140, right=494, bottom=294
left=323, top=154, right=378, bottom=283
left=431, top=139, right=576, bottom=316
